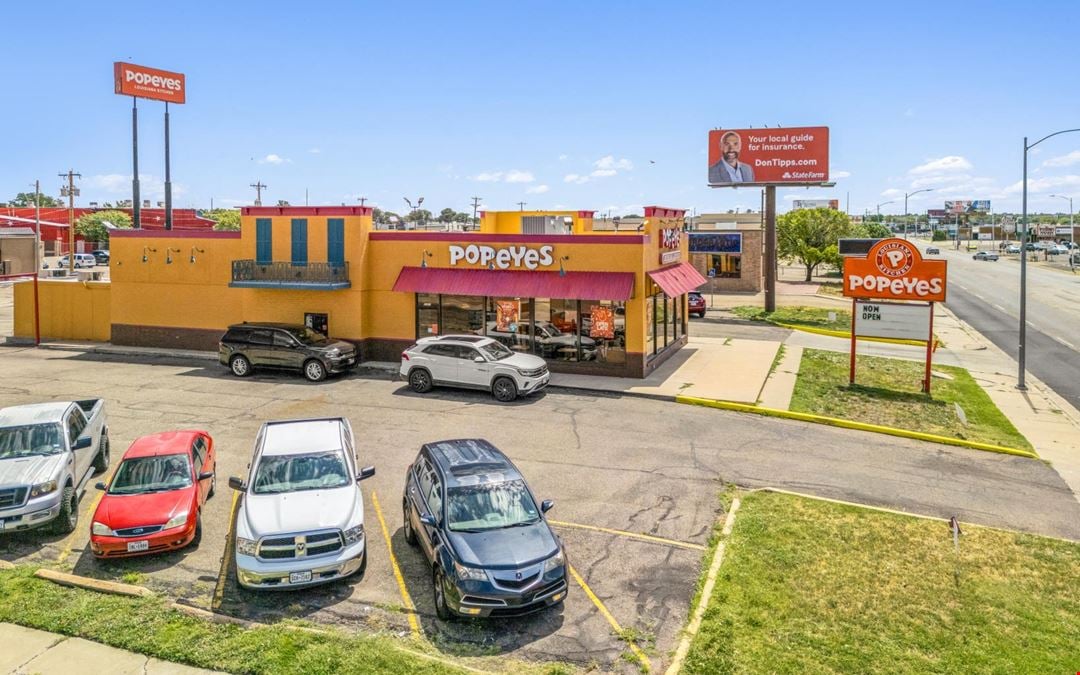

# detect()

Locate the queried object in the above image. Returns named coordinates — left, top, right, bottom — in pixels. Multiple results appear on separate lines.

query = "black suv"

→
left=402, top=439, right=568, bottom=619
left=218, top=323, right=358, bottom=382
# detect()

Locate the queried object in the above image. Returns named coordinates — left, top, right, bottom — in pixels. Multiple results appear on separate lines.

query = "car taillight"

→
left=401, top=351, right=410, bottom=361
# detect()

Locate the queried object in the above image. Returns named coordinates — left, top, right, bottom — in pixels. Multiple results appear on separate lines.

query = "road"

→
left=928, top=242, right=1080, bottom=409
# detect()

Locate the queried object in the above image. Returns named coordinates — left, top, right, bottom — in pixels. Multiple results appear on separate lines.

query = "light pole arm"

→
left=1027, top=128, right=1080, bottom=151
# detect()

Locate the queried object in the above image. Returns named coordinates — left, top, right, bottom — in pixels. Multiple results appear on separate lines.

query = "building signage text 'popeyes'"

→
left=449, top=244, right=554, bottom=270
left=843, top=238, right=947, bottom=302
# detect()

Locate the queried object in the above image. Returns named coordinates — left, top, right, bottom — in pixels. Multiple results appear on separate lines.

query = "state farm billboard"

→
left=708, top=126, right=829, bottom=186
left=114, top=62, right=186, bottom=104
left=843, top=238, right=947, bottom=303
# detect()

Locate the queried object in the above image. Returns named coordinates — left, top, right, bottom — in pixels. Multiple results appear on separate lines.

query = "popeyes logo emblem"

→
left=844, top=238, right=947, bottom=302
left=660, top=228, right=681, bottom=250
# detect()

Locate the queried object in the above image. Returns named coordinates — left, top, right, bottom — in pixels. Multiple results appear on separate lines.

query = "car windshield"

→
left=536, top=323, right=561, bottom=338
left=286, top=327, right=329, bottom=345
left=109, top=454, right=193, bottom=495
left=479, top=342, right=513, bottom=361
left=252, top=451, right=350, bottom=494
left=0, top=424, right=63, bottom=458
left=446, top=480, right=540, bottom=532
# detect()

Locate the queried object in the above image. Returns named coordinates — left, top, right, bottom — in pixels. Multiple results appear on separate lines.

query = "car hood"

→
left=96, top=488, right=194, bottom=529
left=446, top=520, right=558, bottom=568
left=310, top=340, right=356, bottom=355
left=0, top=454, right=64, bottom=487
left=500, top=353, right=547, bottom=370
left=240, top=486, right=361, bottom=537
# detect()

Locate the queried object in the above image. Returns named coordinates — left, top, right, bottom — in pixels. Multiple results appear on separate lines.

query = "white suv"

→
left=400, top=335, right=550, bottom=402
left=228, top=418, right=375, bottom=590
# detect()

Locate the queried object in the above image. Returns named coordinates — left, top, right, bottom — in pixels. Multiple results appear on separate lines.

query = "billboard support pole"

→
left=764, top=185, right=777, bottom=313
left=164, top=102, right=172, bottom=230
left=924, top=302, right=934, bottom=394
left=849, top=297, right=857, bottom=385
left=132, top=97, right=141, bottom=229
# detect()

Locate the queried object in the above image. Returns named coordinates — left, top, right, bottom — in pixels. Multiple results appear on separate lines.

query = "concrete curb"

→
left=0, top=560, right=15, bottom=570
left=675, top=395, right=1039, bottom=459
left=34, top=569, right=154, bottom=598
left=772, top=321, right=938, bottom=348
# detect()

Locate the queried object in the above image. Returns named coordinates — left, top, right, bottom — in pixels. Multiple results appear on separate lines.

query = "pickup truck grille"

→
left=257, top=530, right=343, bottom=560
left=0, top=488, right=28, bottom=510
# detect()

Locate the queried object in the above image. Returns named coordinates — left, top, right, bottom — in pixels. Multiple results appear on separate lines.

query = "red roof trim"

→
left=392, top=266, right=635, bottom=301
left=110, top=229, right=241, bottom=239
left=577, top=211, right=596, bottom=218
left=370, top=232, right=646, bottom=245
left=647, top=262, right=707, bottom=297
left=643, top=206, right=688, bottom=218
left=241, top=206, right=372, bottom=216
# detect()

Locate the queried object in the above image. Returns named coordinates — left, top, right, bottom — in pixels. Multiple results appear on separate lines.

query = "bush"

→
left=75, top=210, right=132, bottom=244
left=932, top=230, right=947, bottom=241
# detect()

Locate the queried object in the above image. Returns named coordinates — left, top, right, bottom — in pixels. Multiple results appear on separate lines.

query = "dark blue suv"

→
left=402, top=439, right=568, bottom=619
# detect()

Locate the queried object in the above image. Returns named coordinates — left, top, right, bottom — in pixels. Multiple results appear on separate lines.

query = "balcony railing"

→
left=230, top=260, right=351, bottom=289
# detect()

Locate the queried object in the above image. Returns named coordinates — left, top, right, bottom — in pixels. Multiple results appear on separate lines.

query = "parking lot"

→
left=2, top=345, right=1079, bottom=671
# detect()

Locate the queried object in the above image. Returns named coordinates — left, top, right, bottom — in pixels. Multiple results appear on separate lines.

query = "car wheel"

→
left=357, top=549, right=367, bottom=577
left=492, top=376, right=518, bottom=403
left=93, top=431, right=110, bottom=473
left=52, top=486, right=77, bottom=535
left=403, top=503, right=417, bottom=546
left=191, top=511, right=203, bottom=548
left=208, top=474, right=216, bottom=499
left=433, top=569, right=453, bottom=621
left=409, top=368, right=433, bottom=394
left=230, top=354, right=252, bottom=377
left=303, top=359, right=327, bottom=382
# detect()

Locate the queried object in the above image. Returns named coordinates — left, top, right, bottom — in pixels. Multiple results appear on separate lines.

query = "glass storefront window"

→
left=441, top=295, right=485, bottom=336
left=646, top=295, right=656, bottom=356
left=417, top=293, right=440, bottom=337
left=584, top=301, right=625, bottom=364
left=487, top=297, right=531, bottom=352
left=534, top=298, right=591, bottom=362
left=709, top=254, right=741, bottom=278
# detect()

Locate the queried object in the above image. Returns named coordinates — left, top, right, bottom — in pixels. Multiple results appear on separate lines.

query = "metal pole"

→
left=132, top=98, right=141, bottom=229
left=1018, top=138, right=1028, bottom=391
left=849, top=297, right=857, bottom=385
left=904, top=195, right=909, bottom=239
left=33, top=179, right=41, bottom=345
left=764, top=185, right=777, bottom=312
left=164, top=101, right=172, bottom=230
left=924, top=303, right=934, bottom=394
left=66, top=171, right=75, bottom=272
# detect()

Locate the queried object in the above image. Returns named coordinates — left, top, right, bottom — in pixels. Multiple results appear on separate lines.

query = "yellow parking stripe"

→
left=568, top=564, right=652, bottom=672
left=56, top=469, right=114, bottom=566
left=549, top=519, right=706, bottom=551
left=212, top=489, right=241, bottom=610
left=371, top=491, right=420, bottom=638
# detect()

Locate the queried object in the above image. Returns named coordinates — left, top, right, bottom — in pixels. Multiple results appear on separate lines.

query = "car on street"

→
left=1004, top=244, right=1021, bottom=254
left=229, top=418, right=374, bottom=590
left=924, top=246, right=940, bottom=255
left=688, top=291, right=707, bottom=318
left=972, top=251, right=999, bottom=261
left=400, top=335, right=550, bottom=403
left=219, top=322, right=358, bottom=382
left=91, top=250, right=111, bottom=265
left=90, top=430, right=216, bottom=558
left=57, top=253, right=98, bottom=269
left=402, top=438, right=568, bottom=619
left=1047, top=244, right=1070, bottom=255
left=0, top=400, right=109, bottom=534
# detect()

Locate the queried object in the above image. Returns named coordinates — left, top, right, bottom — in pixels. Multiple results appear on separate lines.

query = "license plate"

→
left=289, top=571, right=312, bottom=584
left=127, top=540, right=149, bottom=553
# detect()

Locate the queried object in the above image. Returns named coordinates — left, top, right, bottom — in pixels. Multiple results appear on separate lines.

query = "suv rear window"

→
left=223, top=328, right=250, bottom=343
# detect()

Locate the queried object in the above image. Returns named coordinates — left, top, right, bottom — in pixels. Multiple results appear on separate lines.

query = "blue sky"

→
left=3, top=1, right=1079, bottom=218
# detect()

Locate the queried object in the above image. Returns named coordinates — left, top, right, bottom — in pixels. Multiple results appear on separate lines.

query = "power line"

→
left=249, top=181, right=267, bottom=206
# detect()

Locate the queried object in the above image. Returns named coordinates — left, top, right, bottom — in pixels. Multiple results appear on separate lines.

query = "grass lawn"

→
left=683, top=491, right=1080, bottom=674
left=790, top=349, right=1031, bottom=450
left=0, top=566, right=567, bottom=675
left=732, top=305, right=851, bottom=333
left=816, top=282, right=844, bottom=298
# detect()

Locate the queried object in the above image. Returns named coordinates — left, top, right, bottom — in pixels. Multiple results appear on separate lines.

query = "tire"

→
left=303, top=359, right=327, bottom=382
left=208, top=474, right=216, bottom=499
left=408, top=368, right=433, bottom=394
left=492, top=376, right=518, bottom=403
left=52, top=486, right=78, bottom=535
left=230, top=354, right=252, bottom=377
left=433, top=569, right=453, bottom=621
left=191, top=512, right=203, bottom=548
left=357, top=549, right=367, bottom=577
left=403, top=503, right=417, bottom=546
left=92, top=431, right=110, bottom=474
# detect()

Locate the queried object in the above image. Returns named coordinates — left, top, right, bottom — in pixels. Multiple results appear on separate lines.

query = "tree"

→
left=438, top=208, right=456, bottom=224
left=75, top=210, right=132, bottom=244
left=405, top=209, right=432, bottom=224
left=852, top=222, right=892, bottom=239
left=777, top=207, right=851, bottom=282
left=205, top=209, right=241, bottom=231
left=8, top=192, right=63, bottom=207
left=372, top=207, right=385, bottom=224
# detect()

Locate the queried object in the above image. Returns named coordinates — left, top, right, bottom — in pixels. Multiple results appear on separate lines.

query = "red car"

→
left=90, top=430, right=216, bottom=559
left=688, top=292, right=707, bottom=318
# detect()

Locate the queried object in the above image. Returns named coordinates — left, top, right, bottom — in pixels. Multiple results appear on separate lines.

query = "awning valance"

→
left=392, top=266, right=635, bottom=301
left=647, top=262, right=707, bottom=297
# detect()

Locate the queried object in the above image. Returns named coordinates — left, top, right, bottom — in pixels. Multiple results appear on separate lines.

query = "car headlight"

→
left=30, top=480, right=57, bottom=499
left=91, top=521, right=115, bottom=536
left=236, top=537, right=258, bottom=557
left=543, top=548, right=565, bottom=574
left=453, top=559, right=487, bottom=581
left=325, top=348, right=341, bottom=358
left=164, top=512, right=189, bottom=530
left=343, top=524, right=364, bottom=545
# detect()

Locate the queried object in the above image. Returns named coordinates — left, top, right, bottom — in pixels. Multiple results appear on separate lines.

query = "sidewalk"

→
left=0, top=623, right=220, bottom=674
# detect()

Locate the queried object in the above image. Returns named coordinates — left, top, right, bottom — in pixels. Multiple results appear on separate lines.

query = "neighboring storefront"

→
left=686, top=217, right=763, bottom=293
left=14, top=206, right=705, bottom=378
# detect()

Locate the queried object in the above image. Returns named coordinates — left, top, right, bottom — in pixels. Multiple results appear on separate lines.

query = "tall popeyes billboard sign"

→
left=707, top=126, right=829, bottom=186
left=114, top=62, right=186, bottom=104
left=843, top=239, right=947, bottom=302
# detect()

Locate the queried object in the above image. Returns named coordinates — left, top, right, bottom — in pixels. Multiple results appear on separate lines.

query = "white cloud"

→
left=832, top=170, right=851, bottom=179
left=526, top=184, right=550, bottom=194
left=880, top=188, right=903, bottom=198
left=260, top=154, right=288, bottom=165
left=564, top=174, right=589, bottom=184
left=590, top=169, right=617, bottom=178
left=908, top=156, right=972, bottom=175
left=308, top=148, right=321, bottom=154
left=504, top=170, right=535, bottom=184
left=1043, top=150, right=1080, bottom=168
left=558, top=154, right=568, bottom=161
left=594, top=155, right=633, bottom=171
left=471, top=169, right=534, bottom=183
left=1003, top=174, right=1080, bottom=195
left=472, top=171, right=504, bottom=182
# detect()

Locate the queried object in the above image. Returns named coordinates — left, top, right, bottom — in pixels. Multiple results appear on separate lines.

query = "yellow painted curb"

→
left=675, top=395, right=1039, bottom=459
left=773, top=322, right=935, bottom=348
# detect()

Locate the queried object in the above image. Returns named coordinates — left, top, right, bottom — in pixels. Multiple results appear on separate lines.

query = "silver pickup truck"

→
left=0, top=400, right=110, bottom=534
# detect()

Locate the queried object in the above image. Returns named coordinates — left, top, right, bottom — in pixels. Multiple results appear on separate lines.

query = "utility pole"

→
left=517, top=201, right=527, bottom=211
left=470, top=196, right=482, bottom=230
left=59, top=170, right=81, bottom=273
left=250, top=181, right=266, bottom=207
left=32, top=179, right=42, bottom=344
left=358, top=196, right=367, bottom=207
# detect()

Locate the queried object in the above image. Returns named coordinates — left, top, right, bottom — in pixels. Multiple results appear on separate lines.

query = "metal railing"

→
left=231, top=260, right=350, bottom=285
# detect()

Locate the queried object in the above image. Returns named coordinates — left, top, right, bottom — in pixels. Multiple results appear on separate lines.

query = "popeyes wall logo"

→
left=843, top=238, right=947, bottom=302
left=660, top=228, right=681, bottom=250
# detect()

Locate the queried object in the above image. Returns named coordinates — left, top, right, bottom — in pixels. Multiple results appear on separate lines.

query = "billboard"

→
left=944, top=200, right=990, bottom=214
left=708, top=126, right=829, bottom=186
left=114, top=62, right=186, bottom=104
left=689, top=232, right=742, bottom=254
left=792, top=199, right=840, bottom=210
left=843, top=238, right=947, bottom=302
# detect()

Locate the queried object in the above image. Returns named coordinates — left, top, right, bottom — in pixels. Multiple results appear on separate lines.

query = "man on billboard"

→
left=708, top=131, right=755, bottom=184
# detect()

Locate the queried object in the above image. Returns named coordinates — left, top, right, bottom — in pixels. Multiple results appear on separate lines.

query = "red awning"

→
left=392, top=267, right=635, bottom=300
left=647, top=262, right=707, bottom=297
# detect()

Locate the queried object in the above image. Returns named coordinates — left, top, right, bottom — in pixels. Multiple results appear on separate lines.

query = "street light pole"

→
left=904, top=188, right=934, bottom=239
left=1049, top=193, right=1074, bottom=253
left=875, top=200, right=895, bottom=226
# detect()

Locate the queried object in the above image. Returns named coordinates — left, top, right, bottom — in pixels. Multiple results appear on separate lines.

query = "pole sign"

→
left=854, top=301, right=932, bottom=341
left=843, top=238, right=947, bottom=302
left=114, top=62, right=186, bottom=104
left=707, top=126, right=829, bottom=186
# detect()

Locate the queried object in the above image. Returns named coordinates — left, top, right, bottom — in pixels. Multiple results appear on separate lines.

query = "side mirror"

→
left=198, top=471, right=215, bottom=481
left=72, top=437, right=92, bottom=450
left=357, top=466, right=376, bottom=481
left=419, top=514, right=437, bottom=527
left=228, top=476, right=246, bottom=491
left=473, top=356, right=485, bottom=363
left=541, top=499, right=554, bottom=513
left=95, top=482, right=107, bottom=491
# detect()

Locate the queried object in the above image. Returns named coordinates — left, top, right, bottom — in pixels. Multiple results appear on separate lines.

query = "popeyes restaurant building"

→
left=14, top=205, right=706, bottom=378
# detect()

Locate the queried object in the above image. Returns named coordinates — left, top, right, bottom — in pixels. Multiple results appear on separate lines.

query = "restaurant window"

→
left=486, top=297, right=531, bottom=352
left=672, top=294, right=682, bottom=341
left=585, top=301, right=625, bottom=364
left=709, top=254, right=741, bottom=278
left=646, top=294, right=657, bottom=356
left=532, top=298, right=589, bottom=361
left=417, top=293, right=440, bottom=338
left=441, top=295, right=485, bottom=335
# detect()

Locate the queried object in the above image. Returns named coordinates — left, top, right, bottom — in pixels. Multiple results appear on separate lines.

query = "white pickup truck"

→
left=0, top=400, right=110, bottom=534
left=229, top=418, right=374, bottom=589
